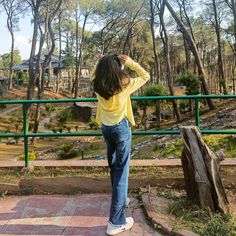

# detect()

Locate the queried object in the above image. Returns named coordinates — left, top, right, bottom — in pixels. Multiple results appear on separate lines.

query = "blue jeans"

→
left=102, top=118, right=131, bottom=225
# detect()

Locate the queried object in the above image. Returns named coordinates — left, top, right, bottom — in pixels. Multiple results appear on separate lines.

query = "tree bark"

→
left=74, top=12, right=88, bottom=98
left=27, top=0, right=40, bottom=100
left=212, top=0, right=227, bottom=94
left=164, top=0, right=215, bottom=109
left=33, top=0, right=62, bottom=137
left=159, top=1, right=181, bottom=120
left=7, top=17, right=14, bottom=90
left=56, top=12, right=62, bottom=95
left=181, top=126, right=229, bottom=213
left=149, top=0, right=161, bottom=83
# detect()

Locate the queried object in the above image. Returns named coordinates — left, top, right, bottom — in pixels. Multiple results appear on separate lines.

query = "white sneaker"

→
left=106, top=217, right=134, bottom=235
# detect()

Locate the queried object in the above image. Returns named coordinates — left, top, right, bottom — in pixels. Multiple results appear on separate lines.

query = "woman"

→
left=93, top=53, right=150, bottom=235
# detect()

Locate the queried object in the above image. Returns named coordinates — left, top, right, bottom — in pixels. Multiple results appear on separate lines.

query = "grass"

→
left=168, top=195, right=236, bottom=236
left=0, top=166, right=184, bottom=185
left=148, top=134, right=236, bottom=160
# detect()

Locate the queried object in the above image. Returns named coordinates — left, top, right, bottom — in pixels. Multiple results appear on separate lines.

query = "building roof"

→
left=0, top=76, right=9, bottom=81
left=12, top=53, right=91, bottom=71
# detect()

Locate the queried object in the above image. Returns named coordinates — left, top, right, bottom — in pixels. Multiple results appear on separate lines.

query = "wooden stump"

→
left=180, top=126, right=229, bottom=213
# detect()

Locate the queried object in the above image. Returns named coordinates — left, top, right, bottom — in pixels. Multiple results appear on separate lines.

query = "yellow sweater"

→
left=95, top=57, right=150, bottom=126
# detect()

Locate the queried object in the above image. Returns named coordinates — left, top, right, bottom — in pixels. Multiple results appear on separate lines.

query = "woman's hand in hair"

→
left=118, top=55, right=128, bottom=64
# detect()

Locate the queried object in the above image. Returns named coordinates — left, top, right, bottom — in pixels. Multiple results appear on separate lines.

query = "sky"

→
left=0, top=12, right=34, bottom=60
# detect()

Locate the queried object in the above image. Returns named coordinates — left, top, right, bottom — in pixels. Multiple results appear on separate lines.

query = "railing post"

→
left=194, top=98, right=200, bottom=127
left=23, top=103, right=29, bottom=167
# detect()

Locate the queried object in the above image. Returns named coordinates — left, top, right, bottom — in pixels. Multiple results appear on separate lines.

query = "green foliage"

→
left=0, top=87, right=7, bottom=97
left=132, top=101, right=138, bottom=115
left=177, top=71, right=200, bottom=95
left=19, top=151, right=36, bottom=161
left=58, top=109, right=72, bottom=124
left=63, top=44, right=75, bottom=68
left=0, top=49, right=21, bottom=69
left=137, top=83, right=168, bottom=108
left=203, top=135, right=236, bottom=158
left=169, top=196, right=233, bottom=236
left=151, top=135, right=236, bottom=159
left=179, top=100, right=190, bottom=114
left=152, top=139, right=183, bottom=159
left=45, top=104, right=55, bottom=113
left=58, top=143, right=79, bottom=160
left=16, top=71, right=29, bottom=84
left=88, top=118, right=99, bottom=130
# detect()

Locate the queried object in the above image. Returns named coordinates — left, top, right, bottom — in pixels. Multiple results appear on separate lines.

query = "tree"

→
left=177, top=71, right=200, bottom=113
left=2, top=0, right=26, bottom=89
left=26, top=0, right=45, bottom=101
left=73, top=0, right=105, bottom=98
left=29, top=0, right=62, bottom=140
left=224, top=0, right=236, bottom=93
left=159, top=0, right=181, bottom=120
left=149, top=0, right=161, bottom=83
left=203, top=0, right=227, bottom=94
left=164, top=0, right=215, bottom=110
left=144, top=83, right=168, bottom=128
left=0, top=49, right=21, bottom=69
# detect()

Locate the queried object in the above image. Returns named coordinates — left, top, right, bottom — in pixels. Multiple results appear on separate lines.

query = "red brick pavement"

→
left=0, top=194, right=163, bottom=236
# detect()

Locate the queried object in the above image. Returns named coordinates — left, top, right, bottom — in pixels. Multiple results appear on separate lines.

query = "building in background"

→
left=12, top=53, right=92, bottom=94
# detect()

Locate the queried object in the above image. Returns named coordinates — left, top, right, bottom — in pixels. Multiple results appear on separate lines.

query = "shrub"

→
left=19, top=150, right=37, bottom=161
left=58, top=143, right=79, bottom=159
left=88, top=118, right=99, bottom=130
left=59, top=109, right=72, bottom=124
left=45, top=104, right=55, bottom=113
left=177, top=71, right=200, bottom=95
left=179, top=100, right=190, bottom=114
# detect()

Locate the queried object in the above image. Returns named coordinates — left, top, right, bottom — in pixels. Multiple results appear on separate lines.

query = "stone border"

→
left=141, top=192, right=200, bottom=236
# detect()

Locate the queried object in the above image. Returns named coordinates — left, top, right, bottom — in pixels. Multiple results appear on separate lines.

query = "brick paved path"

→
left=0, top=194, right=163, bottom=236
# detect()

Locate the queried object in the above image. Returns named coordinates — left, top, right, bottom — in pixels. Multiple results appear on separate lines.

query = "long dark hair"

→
left=93, top=53, right=129, bottom=100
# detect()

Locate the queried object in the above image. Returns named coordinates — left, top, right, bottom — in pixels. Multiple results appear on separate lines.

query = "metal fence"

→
left=1, top=94, right=236, bottom=167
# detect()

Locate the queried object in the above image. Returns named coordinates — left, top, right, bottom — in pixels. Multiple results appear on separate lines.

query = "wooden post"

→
left=180, top=126, right=229, bottom=213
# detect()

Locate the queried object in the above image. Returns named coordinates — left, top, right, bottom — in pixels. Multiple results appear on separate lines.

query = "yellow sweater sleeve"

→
left=123, top=57, right=150, bottom=95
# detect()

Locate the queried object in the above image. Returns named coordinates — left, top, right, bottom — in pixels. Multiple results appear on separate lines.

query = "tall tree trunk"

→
left=159, top=1, right=181, bottom=120
left=149, top=0, right=161, bottom=83
left=27, top=1, right=40, bottom=100
left=164, top=0, right=215, bottom=109
left=229, top=0, right=236, bottom=93
left=212, top=0, right=227, bottom=94
left=7, top=17, right=14, bottom=90
left=74, top=12, right=88, bottom=98
left=33, top=0, right=62, bottom=136
left=56, top=12, right=62, bottom=94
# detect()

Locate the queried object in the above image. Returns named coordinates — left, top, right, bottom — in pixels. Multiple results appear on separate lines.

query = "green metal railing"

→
left=0, top=94, right=236, bottom=167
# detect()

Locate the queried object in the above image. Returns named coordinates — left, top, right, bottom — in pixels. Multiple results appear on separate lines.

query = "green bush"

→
left=58, top=143, right=79, bottom=159
left=45, top=104, right=55, bottom=113
left=58, top=109, right=72, bottom=124
left=0, top=87, right=7, bottom=97
left=132, top=101, right=138, bottom=115
left=179, top=100, right=190, bottom=114
left=19, top=150, right=36, bottom=161
left=177, top=71, right=200, bottom=95
left=88, top=118, right=99, bottom=130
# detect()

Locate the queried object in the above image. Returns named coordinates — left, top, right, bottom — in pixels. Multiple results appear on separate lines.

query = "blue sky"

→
left=0, top=13, right=33, bottom=60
